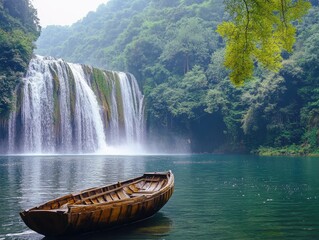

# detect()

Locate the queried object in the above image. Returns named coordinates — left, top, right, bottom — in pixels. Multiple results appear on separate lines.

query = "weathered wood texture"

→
left=20, top=171, right=174, bottom=236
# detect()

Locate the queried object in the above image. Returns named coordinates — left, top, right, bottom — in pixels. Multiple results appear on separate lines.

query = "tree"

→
left=160, top=17, right=214, bottom=74
left=3, top=0, right=40, bottom=35
left=0, top=0, right=40, bottom=116
left=217, top=0, right=311, bottom=85
left=149, top=65, right=208, bottom=120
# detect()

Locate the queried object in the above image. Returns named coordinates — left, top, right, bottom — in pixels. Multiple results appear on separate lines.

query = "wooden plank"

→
left=105, top=194, right=112, bottom=202
left=71, top=179, right=145, bottom=206
left=110, top=192, right=119, bottom=201
left=147, top=181, right=159, bottom=191
left=108, top=206, right=121, bottom=224
left=142, top=181, right=151, bottom=190
left=154, top=180, right=165, bottom=191
left=123, top=186, right=133, bottom=194
left=117, top=190, right=129, bottom=200
left=128, top=184, right=139, bottom=192
left=98, top=208, right=112, bottom=227
left=89, top=209, right=103, bottom=230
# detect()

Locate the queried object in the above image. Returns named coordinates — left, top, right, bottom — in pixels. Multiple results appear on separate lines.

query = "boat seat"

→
left=135, top=190, right=155, bottom=194
left=130, top=192, right=154, bottom=197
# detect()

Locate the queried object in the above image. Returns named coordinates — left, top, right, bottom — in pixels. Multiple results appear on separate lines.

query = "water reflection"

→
left=42, top=213, right=172, bottom=240
left=0, top=155, right=148, bottom=239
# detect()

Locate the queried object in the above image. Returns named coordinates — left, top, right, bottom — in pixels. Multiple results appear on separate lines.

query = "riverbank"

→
left=254, top=145, right=319, bottom=157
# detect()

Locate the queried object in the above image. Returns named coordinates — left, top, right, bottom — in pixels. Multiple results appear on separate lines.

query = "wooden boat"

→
left=20, top=171, right=174, bottom=237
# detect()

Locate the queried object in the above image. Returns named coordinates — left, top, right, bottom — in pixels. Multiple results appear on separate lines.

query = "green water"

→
left=0, top=154, right=319, bottom=239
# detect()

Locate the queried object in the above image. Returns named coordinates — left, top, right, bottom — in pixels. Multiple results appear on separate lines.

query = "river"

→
left=0, top=154, right=318, bottom=239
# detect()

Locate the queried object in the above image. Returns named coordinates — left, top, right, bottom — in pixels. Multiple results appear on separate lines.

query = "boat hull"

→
left=20, top=171, right=174, bottom=236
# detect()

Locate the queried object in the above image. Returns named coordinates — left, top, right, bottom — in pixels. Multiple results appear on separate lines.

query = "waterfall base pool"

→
left=0, top=154, right=319, bottom=239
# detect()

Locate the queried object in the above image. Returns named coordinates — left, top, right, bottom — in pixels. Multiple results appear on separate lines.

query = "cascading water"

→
left=109, top=76, right=120, bottom=145
left=7, top=56, right=145, bottom=154
left=69, top=63, right=107, bottom=152
left=118, top=72, right=145, bottom=145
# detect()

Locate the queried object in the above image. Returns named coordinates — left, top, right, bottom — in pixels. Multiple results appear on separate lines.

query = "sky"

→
left=31, top=0, right=109, bottom=27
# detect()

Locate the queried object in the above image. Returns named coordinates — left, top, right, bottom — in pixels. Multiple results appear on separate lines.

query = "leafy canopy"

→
left=217, top=0, right=311, bottom=85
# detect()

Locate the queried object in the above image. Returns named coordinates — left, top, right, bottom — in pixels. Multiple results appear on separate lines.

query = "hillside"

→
left=36, top=0, right=319, bottom=154
left=0, top=0, right=40, bottom=117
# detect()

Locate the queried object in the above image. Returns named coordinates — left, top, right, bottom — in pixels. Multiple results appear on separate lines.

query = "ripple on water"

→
left=4, top=230, right=42, bottom=240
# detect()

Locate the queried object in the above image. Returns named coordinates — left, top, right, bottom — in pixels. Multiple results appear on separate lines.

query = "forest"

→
left=2, top=0, right=319, bottom=154
left=0, top=0, right=40, bottom=117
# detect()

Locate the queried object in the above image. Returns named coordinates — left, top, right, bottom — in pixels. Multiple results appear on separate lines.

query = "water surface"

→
left=0, top=154, right=319, bottom=239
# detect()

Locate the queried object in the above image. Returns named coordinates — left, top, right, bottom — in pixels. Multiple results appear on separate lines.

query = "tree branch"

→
left=243, top=0, right=250, bottom=52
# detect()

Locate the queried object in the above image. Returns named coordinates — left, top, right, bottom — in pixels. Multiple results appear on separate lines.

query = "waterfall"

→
left=69, top=63, right=107, bottom=152
left=118, top=72, right=145, bottom=145
left=20, top=56, right=55, bottom=152
left=7, top=56, right=145, bottom=154
left=55, top=58, right=72, bottom=151
left=109, top=74, right=120, bottom=145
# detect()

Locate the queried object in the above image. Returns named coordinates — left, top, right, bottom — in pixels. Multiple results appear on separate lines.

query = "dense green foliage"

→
left=217, top=0, right=311, bottom=85
left=0, top=0, right=40, bottom=117
left=36, top=0, right=319, bottom=154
